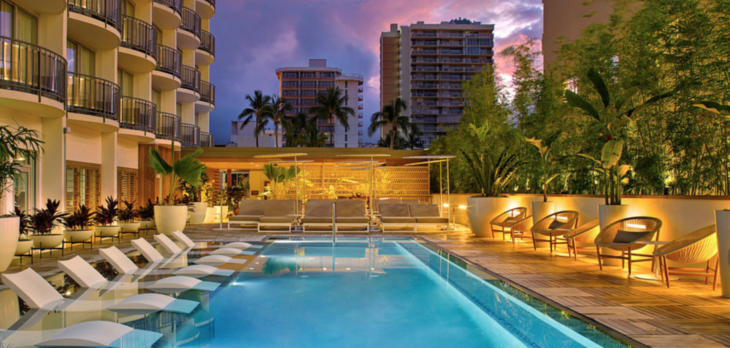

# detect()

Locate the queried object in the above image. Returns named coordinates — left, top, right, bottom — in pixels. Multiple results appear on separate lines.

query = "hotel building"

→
left=0, top=0, right=216, bottom=212
left=276, top=59, right=363, bottom=148
left=379, top=20, right=495, bottom=148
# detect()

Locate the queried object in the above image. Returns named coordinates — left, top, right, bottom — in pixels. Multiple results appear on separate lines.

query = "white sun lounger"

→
left=100, top=246, right=234, bottom=278
left=154, top=234, right=184, bottom=255
left=132, top=237, right=245, bottom=269
left=59, top=256, right=219, bottom=294
left=172, top=230, right=253, bottom=250
left=31, top=320, right=162, bottom=348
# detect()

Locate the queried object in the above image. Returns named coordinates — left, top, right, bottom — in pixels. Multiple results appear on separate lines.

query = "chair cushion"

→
left=335, top=200, right=367, bottom=218
left=238, top=200, right=265, bottom=216
left=380, top=204, right=410, bottom=218
left=409, top=204, right=440, bottom=218
left=229, top=215, right=261, bottom=222
left=613, top=230, right=651, bottom=244
left=264, top=200, right=296, bottom=217
left=336, top=217, right=369, bottom=224
left=259, top=217, right=294, bottom=223
left=302, top=217, right=332, bottom=224
left=305, top=200, right=334, bottom=217
left=381, top=217, right=416, bottom=223
left=416, top=217, right=449, bottom=224
left=548, top=220, right=566, bottom=230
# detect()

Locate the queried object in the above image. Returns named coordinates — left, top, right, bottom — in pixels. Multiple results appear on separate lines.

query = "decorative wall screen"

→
left=117, top=167, right=138, bottom=204
left=66, top=161, right=101, bottom=212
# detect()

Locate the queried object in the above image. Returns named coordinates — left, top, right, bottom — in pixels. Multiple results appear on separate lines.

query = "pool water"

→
left=165, top=238, right=625, bottom=348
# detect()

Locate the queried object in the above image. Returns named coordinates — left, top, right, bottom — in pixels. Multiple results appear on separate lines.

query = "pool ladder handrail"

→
left=332, top=202, right=336, bottom=245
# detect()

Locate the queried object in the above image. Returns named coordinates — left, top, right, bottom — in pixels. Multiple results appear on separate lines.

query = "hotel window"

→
left=283, top=72, right=298, bottom=78
left=302, top=72, right=315, bottom=78
left=282, top=81, right=298, bottom=88
left=283, top=90, right=298, bottom=97
left=13, top=157, right=35, bottom=212
left=66, top=162, right=101, bottom=212
left=117, top=69, right=133, bottom=96
left=320, top=72, right=334, bottom=78
left=122, top=0, right=134, bottom=16
left=301, top=90, right=316, bottom=96
left=117, top=168, right=138, bottom=204
left=319, top=81, right=333, bottom=88
left=0, top=2, right=37, bottom=43
left=67, top=40, right=96, bottom=75
left=301, top=81, right=316, bottom=88
left=152, top=88, right=161, bottom=107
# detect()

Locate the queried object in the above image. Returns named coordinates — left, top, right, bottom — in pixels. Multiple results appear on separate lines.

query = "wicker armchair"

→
left=594, top=217, right=662, bottom=275
left=490, top=207, right=528, bottom=240
left=504, top=215, right=533, bottom=247
left=563, top=219, right=600, bottom=260
left=530, top=211, right=580, bottom=253
left=654, top=225, right=718, bottom=289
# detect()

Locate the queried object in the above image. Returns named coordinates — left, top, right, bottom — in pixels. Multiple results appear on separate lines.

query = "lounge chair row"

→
left=380, top=204, right=449, bottom=232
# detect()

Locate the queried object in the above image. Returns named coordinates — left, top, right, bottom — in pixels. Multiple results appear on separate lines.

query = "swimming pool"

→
left=161, top=238, right=629, bottom=348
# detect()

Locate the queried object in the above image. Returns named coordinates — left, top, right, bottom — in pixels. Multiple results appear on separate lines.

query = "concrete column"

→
left=181, top=102, right=196, bottom=125
left=97, top=48, right=117, bottom=82
left=38, top=9, right=67, bottom=55
left=40, top=117, right=66, bottom=208
left=160, top=89, right=177, bottom=114
left=134, top=72, right=152, bottom=100
left=100, top=132, right=118, bottom=200
left=198, top=113, right=209, bottom=132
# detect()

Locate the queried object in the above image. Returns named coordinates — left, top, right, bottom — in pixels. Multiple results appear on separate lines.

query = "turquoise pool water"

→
left=165, top=238, right=628, bottom=348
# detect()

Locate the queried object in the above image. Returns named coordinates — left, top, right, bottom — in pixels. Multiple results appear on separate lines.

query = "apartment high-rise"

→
left=379, top=20, right=494, bottom=148
left=276, top=59, right=363, bottom=148
left=0, top=0, right=216, bottom=212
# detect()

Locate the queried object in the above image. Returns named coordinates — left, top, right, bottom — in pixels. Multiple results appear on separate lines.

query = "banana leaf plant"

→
left=149, top=142, right=206, bottom=205
left=526, top=131, right=562, bottom=202
left=565, top=68, right=672, bottom=205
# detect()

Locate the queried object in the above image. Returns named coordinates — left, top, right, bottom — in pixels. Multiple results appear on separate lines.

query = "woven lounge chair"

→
left=503, top=214, right=533, bottom=246
left=258, top=200, right=297, bottom=232
left=654, top=225, right=719, bottom=289
left=335, top=200, right=369, bottom=233
left=409, top=204, right=449, bottom=232
left=563, top=219, right=600, bottom=260
left=227, top=200, right=265, bottom=229
left=490, top=207, right=528, bottom=240
left=380, top=204, right=416, bottom=232
left=594, top=217, right=662, bottom=275
left=531, top=211, right=580, bottom=253
left=302, top=200, right=335, bottom=232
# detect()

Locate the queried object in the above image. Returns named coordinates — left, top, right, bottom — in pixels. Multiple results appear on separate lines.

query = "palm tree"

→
left=238, top=90, right=273, bottom=147
left=378, top=130, right=409, bottom=150
left=406, top=124, right=422, bottom=149
left=368, top=98, right=410, bottom=150
left=282, top=112, right=312, bottom=147
left=270, top=95, right=292, bottom=148
left=301, top=124, right=328, bottom=147
left=309, top=87, right=355, bottom=146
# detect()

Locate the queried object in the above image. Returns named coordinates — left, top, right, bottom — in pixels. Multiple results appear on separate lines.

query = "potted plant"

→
left=61, top=204, right=95, bottom=247
left=180, top=170, right=209, bottom=225
left=28, top=199, right=67, bottom=252
left=149, top=145, right=205, bottom=235
left=0, top=125, right=42, bottom=271
left=118, top=200, right=140, bottom=237
left=526, top=132, right=562, bottom=227
left=137, top=199, right=156, bottom=230
left=93, top=196, right=120, bottom=241
left=11, top=207, right=33, bottom=259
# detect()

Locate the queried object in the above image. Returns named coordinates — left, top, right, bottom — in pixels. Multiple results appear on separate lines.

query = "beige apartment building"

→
left=0, top=0, right=216, bottom=213
left=379, top=20, right=494, bottom=148
left=275, top=59, right=363, bottom=148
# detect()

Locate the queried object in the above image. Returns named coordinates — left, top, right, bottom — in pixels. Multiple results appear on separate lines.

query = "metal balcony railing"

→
left=181, top=65, right=200, bottom=93
left=200, top=81, right=215, bottom=104
left=155, top=45, right=181, bottom=78
left=181, top=123, right=200, bottom=147
left=68, top=0, right=122, bottom=31
left=181, top=7, right=201, bottom=38
left=153, top=0, right=181, bottom=15
left=200, top=131, right=214, bottom=147
left=199, top=30, right=215, bottom=56
left=67, top=72, right=119, bottom=120
left=0, top=37, right=67, bottom=103
left=120, top=96, right=156, bottom=133
left=121, top=16, right=157, bottom=59
left=155, top=112, right=181, bottom=141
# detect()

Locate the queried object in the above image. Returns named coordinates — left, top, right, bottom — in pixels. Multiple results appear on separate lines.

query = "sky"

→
left=209, top=0, right=544, bottom=145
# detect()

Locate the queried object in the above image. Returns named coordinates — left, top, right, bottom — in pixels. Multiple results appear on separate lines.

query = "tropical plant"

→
left=262, top=164, right=298, bottom=199
left=149, top=146, right=206, bottom=205
left=137, top=199, right=155, bottom=220
left=459, top=121, right=523, bottom=197
left=526, top=131, right=563, bottom=202
left=368, top=98, right=410, bottom=150
left=118, top=200, right=138, bottom=223
left=300, top=125, right=328, bottom=147
left=94, top=196, right=119, bottom=226
left=377, top=131, right=409, bottom=150
left=566, top=68, right=672, bottom=204
left=28, top=199, right=68, bottom=235
left=270, top=95, right=292, bottom=148
left=309, top=87, right=355, bottom=146
left=62, top=204, right=95, bottom=231
left=11, top=206, right=31, bottom=238
left=238, top=90, right=273, bottom=148
left=406, top=124, right=422, bottom=149
left=179, top=169, right=209, bottom=202
left=0, top=125, right=43, bottom=206
left=282, top=112, right=312, bottom=147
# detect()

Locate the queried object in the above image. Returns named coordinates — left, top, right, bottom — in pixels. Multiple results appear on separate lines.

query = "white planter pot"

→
left=155, top=205, right=188, bottom=235
left=0, top=217, right=19, bottom=272
left=598, top=204, right=631, bottom=266
left=715, top=210, right=730, bottom=298
left=30, top=234, right=63, bottom=249
left=466, top=196, right=512, bottom=238
left=189, top=202, right=208, bottom=225
left=15, top=239, right=32, bottom=256
left=118, top=222, right=141, bottom=234
left=204, top=207, right=216, bottom=224
left=531, top=201, right=555, bottom=248
left=94, top=225, right=121, bottom=237
left=63, top=229, right=93, bottom=243
left=138, top=220, right=156, bottom=230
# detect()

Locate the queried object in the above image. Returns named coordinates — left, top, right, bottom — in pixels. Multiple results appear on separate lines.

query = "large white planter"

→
left=466, top=196, right=512, bottom=238
left=63, top=229, right=93, bottom=243
left=118, top=222, right=140, bottom=234
left=531, top=201, right=555, bottom=248
left=715, top=210, right=730, bottom=298
left=598, top=204, right=631, bottom=266
left=15, top=239, right=32, bottom=256
left=30, top=234, right=63, bottom=249
left=204, top=207, right=216, bottom=224
left=189, top=202, right=207, bottom=225
left=155, top=205, right=188, bottom=235
left=94, top=225, right=121, bottom=237
left=138, top=220, right=156, bottom=230
left=0, top=217, right=19, bottom=272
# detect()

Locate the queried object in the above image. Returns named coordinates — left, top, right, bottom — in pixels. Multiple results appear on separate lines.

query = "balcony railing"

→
left=181, top=123, right=200, bottom=147
left=68, top=0, right=122, bottom=31
left=199, top=30, right=215, bottom=56
left=200, top=81, right=215, bottom=104
left=153, top=0, right=182, bottom=15
left=67, top=72, right=119, bottom=120
left=200, top=131, right=214, bottom=147
left=180, top=7, right=201, bottom=38
left=121, top=16, right=157, bottom=59
left=155, top=112, right=181, bottom=141
left=0, top=37, right=67, bottom=103
left=155, top=45, right=181, bottom=78
left=181, top=66, right=200, bottom=93
left=120, top=96, right=156, bottom=133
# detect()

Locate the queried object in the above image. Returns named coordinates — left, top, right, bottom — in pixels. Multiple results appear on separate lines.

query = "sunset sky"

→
left=209, top=0, right=544, bottom=144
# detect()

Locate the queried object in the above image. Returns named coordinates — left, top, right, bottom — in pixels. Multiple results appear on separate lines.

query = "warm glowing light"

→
left=322, top=267, right=327, bottom=271
left=627, top=223, right=647, bottom=229
left=557, top=216, right=568, bottom=222
left=458, top=205, right=467, bottom=210
left=443, top=203, right=449, bottom=208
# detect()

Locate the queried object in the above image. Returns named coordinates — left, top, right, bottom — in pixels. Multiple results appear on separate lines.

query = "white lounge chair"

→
left=34, top=321, right=161, bottom=348
left=100, top=246, right=234, bottom=278
left=58, top=255, right=219, bottom=295
left=132, top=238, right=245, bottom=268
left=172, top=230, right=253, bottom=250
left=154, top=234, right=185, bottom=255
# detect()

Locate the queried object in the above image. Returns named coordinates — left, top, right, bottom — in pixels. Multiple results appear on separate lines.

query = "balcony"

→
left=196, top=0, right=215, bottom=19
left=67, top=0, right=122, bottom=50
left=358, top=85, right=363, bottom=92
left=196, top=81, right=215, bottom=113
left=120, top=96, right=156, bottom=134
left=200, top=131, right=214, bottom=147
left=153, top=45, right=181, bottom=89
left=0, top=37, right=67, bottom=114
left=119, top=16, right=157, bottom=73
left=67, top=72, right=120, bottom=121
left=196, top=30, right=215, bottom=65
left=152, top=0, right=182, bottom=29
left=358, top=94, right=363, bottom=101
left=155, top=112, right=181, bottom=142
left=178, top=65, right=200, bottom=102
left=181, top=123, right=201, bottom=147
left=358, top=112, right=363, bottom=119
left=358, top=103, right=363, bottom=110
left=178, top=7, right=201, bottom=49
